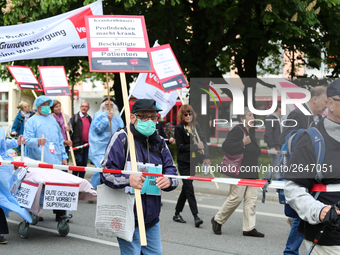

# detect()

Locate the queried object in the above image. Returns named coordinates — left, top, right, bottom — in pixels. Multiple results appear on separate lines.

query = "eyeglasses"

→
left=135, top=114, right=159, bottom=121
left=331, top=97, right=340, bottom=102
left=184, top=113, right=192, bottom=117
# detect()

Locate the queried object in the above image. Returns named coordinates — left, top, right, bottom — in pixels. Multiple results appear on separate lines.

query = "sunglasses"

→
left=184, top=113, right=192, bottom=117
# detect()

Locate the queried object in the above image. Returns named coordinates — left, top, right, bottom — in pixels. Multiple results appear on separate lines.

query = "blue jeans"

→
left=117, top=222, right=162, bottom=255
left=284, top=218, right=304, bottom=255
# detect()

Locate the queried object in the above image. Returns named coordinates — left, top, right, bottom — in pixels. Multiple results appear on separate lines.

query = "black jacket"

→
left=279, top=103, right=315, bottom=148
left=222, top=124, right=261, bottom=179
left=175, top=122, right=209, bottom=164
left=264, top=113, right=281, bottom=149
left=285, top=118, right=340, bottom=245
left=69, top=112, right=92, bottom=154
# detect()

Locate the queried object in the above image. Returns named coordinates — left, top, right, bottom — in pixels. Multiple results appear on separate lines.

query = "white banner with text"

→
left=0, top=0, right=103, bottom=63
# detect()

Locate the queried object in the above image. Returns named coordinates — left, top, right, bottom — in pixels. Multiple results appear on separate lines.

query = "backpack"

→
left=277, top=127, right=325, bottom=218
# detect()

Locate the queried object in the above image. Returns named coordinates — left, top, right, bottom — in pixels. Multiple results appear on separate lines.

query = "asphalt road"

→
left=3, top=185, right=309, bottom=255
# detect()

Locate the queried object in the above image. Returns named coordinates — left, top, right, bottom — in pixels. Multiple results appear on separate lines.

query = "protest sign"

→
left=150, top=44, right=189, bottom=92
left=0, top=0, right=103, bottom=63
left=38, top=66, right=71, bottom=96
left=86, top=14, right=150, bottom=246
left=7, top=66, right=43, bottom=91
left=14, top=180, right=39, bottom=209
left=43, top=183, right=79, bottom=211
left=85, top=15, right=153, bottom=72
left=132, top=72, right=178, bottom=117
left=39, top=65, right=77, bottom=165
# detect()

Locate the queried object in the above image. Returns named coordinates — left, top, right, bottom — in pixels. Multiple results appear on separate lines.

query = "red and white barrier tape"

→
left=72, top=143, right=89, bottom=151
left=207, top=143, right=280, bottom=155
left=260, top=148, right=281, bottom=155
left=2, top=160, right=338, bottom=192
left=207, top=143, right=222, bottom=148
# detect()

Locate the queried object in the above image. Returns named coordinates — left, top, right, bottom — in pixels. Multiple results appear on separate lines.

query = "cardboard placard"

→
left=43, top=183, right=79, bottom=210
left=85, top=15, right=154, bottom=73
left=38, top=66, right=71, bottom=96
left=7, top=65, right=43, bottom=91
left=14, top=180, right=39, bottom=209
left=150, top=44, right=189, bottom=92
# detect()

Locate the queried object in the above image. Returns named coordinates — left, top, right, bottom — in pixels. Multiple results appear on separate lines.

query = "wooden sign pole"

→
left=21, top=137, right=24, bottom=162
left=176, top=90, right=219, bottom=189
left=31, top=90, right=38, bottom=99
left=120, top=72, right=147, bottom=246
left=60, top=105, right=76, bottom=167
left=106, top=73, right=113, bottom=136
left=41, top=134, right=45, bottom=162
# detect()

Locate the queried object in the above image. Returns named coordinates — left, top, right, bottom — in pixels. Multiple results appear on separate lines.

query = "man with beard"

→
left=89, top=97, right=124, bottom=190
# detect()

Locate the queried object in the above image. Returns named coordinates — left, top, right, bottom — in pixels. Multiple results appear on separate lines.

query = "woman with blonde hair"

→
left=173, top=104, right=210, bottom=227
left=11, top=101, right=35, bottom=153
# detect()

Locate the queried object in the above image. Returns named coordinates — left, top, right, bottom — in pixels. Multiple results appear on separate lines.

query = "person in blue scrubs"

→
left=89, top=97, right=124, bottom=189
left=24, top=95, right=68, bottom=221
left=24, top=95, right=68, bottom=165
left=0, top=128, right=31, bottom=244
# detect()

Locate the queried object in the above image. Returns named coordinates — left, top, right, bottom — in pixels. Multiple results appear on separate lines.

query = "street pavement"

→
left=2, top=171, right=309, bottom=255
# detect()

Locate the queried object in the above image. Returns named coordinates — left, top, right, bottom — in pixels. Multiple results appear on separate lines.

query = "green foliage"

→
left=2, top=0, right=340, bottom=100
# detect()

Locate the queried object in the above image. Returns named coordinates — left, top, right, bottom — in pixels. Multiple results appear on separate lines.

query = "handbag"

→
left=95, top=185, right=135, bottom=241
left=218, top=126, right=246, bottom=177
left=95, top=139, right=135, bottom=242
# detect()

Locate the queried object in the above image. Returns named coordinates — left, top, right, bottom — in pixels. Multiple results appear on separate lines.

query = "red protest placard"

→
left=85, top=15, right=154, bottom=73
left=38, top=66, right=71, bottom=96
left=7, top=66, right=43, bottom=91
left=150, top=44, right=189, bottom=92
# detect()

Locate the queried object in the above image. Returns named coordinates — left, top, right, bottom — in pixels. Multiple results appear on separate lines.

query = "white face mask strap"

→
left=133, top=114, right=138, bottom=124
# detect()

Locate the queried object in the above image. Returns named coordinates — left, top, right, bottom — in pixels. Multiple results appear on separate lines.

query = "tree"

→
left=3, top=0, right=340, bottom=116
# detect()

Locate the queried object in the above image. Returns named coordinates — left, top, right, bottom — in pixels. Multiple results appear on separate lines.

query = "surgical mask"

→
left=135, top=119, right=156, bottom=137
left=41, top=106, right=51, bottom=115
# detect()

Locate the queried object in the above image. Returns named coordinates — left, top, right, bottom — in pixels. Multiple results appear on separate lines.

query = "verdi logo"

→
left=68, top=8, right=93, bottom=39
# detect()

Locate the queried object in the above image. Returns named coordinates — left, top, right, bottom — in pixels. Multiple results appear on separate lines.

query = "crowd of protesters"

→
left=1, top=79, right=340, bottom=254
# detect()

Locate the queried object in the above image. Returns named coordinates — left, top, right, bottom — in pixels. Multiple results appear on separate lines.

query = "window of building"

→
left=0, top=92, right=9, bottom=125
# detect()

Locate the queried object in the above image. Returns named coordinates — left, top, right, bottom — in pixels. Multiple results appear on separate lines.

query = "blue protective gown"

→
left=89, top=111, right=124, bottom=188
left=24, top=114, right=67, bottom=164
left=0, top=128, right=32, bottom=222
